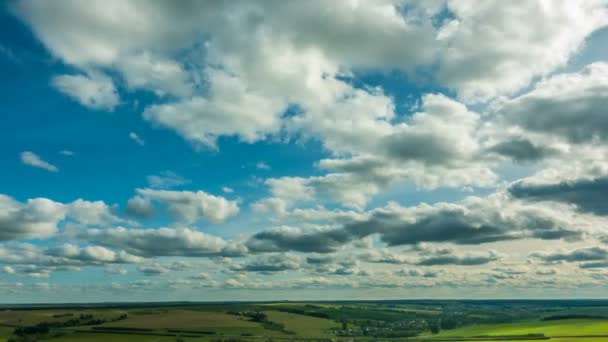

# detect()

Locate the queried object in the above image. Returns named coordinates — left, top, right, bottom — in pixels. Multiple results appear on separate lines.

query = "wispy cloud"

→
left=20, top=151, right=58, bottom=172
left=129, top=132, right=145, bottom=146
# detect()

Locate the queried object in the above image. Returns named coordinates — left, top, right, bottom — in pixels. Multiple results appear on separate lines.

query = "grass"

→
left=0, top=326, right=12, bottom=342
left=455, top=339, right=608, bottom=342
left=263, top=310, right=340, bottom=337
left=436, top=319, right=608, bottom=337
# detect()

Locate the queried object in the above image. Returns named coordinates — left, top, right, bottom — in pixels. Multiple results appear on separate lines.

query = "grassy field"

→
left=45, top=332, right=217, bottom=341
left=0, top=309, right=125, bottom=326
left=0, top=326, right=12, bottom=342
left=435, top=319, right=608, bottom=337
left=263, top=310, right=340, bottom=337
left=102, top=309, right=258, bottom=330
left=456, top=339, right=608, bottom=342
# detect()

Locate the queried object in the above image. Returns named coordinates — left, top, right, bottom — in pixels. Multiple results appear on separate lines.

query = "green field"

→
left=263, top=310, right=340, bottom=337
left=45, top=332, right=197, bottom=342
left=101, top=309, right=259, bottom=330
left=457, top=339, right=608, bottom=342
left=436, top=319, right=608, bottom=337
left=2, top=301, right=608, bottom=341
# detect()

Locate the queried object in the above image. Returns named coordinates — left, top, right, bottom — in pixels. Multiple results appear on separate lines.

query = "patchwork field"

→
left=2, top=301, right=608, bottom=341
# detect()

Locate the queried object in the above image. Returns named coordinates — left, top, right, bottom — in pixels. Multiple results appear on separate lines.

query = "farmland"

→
left=0, top=300, right=607, bottom=341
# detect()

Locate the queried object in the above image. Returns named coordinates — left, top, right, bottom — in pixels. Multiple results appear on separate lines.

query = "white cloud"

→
left=0, top=194, right=123, bottom=241
left=134, top=188, right=239, bottom=223
left=146, top=171, right=190, bottom=189
left=67, top=199, right=122, bottom=226
left=437, top=0, right=608, bottom=102
left=0, top=243, right=143, bottom=273
left=20, top=151, right=58, bottom=172
left=500, top=62, right=608, bottom=143
left=0, top=195, right=66, bottom=241
left=52, top=72, right=119, bottom=111
left=79, top=227, right=242, bottom=257
left=10, top=0, right=608, bottom=293
left=143, top=69, right=287, bottom=148
left=126, top=195, right=155, bottom=219
left=47, top=244, right=143, bottom=264
left=129, top=132, right=145, bottom=146
left=116, top=52, right=194, bottom=97
left=256, top=162, right=270, bottom=170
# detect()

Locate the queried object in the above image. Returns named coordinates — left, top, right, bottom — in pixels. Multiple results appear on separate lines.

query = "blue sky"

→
left=2, top=1, right=608, bottom=302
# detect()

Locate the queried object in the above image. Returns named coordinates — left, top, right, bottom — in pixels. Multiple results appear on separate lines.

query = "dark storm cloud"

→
left=509, top=177, right=608, bottom=215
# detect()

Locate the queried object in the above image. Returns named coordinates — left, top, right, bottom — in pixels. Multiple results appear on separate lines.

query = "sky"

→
left=1, top=0, right=608, bottom=303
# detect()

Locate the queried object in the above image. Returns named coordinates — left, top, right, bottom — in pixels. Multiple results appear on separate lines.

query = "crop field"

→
left=1, top=301, right=608, bottom=341
left=263, top=310, right=340, bottom=337
left=101, top=309, right=259, bottom=329
left=435, top=319, right=608, bottom=337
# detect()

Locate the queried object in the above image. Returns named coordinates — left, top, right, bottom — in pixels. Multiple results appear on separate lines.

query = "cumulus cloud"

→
left=125, top=196, right=155, bottom=219
left=79, top=227, right=245, bottom=258
left=256, top=94, right=496, bottom=211
left=531, top=246, right=608, bottom=263
left=231, top=254, right=301, bottom=274
left=143, top=69, right=287, bottom=148
left=437, top=1, right=608, bottom=102
left=138, top=263, right=169, bottom=276
left=500, top=63, right=608, bottom=143
left=20, top=151, right=58, bottom=172
left=358, top=249, right=411, bottom=265
left=415, top=251, right=501, bottom=266
left=510, top=176, right=608, bottom=215
left=487, top=137, right=558, bottom=163
left=248, top=193, right=590, bottom=253
left=10, top=0, right=608, bottom=293
left=133, top=188, right=239, bottom=223
left=0, top=194, right=124, bottom=241
left=52, top=72, right=119, bottom=111
left=67, top=199, right=122, bottom=226
left=0, top=243, right=143, bottom=275
left=47, top=244, right=143, bottom=264
left=247, top=226, right=351, bottom=254
left=0, top=195, right=65, bottom=241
